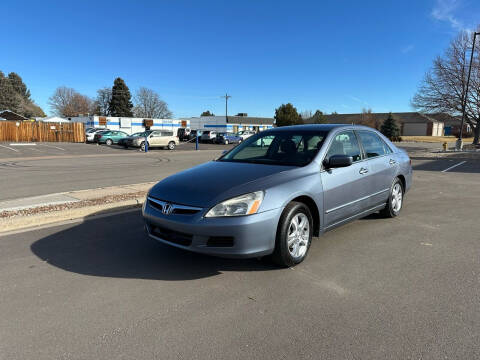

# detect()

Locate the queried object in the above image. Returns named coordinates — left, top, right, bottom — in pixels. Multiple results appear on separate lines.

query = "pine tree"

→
left=380, top=113, right=400, bottom=139
left=8, top=72, right=30, bottom=100
left=108, top=77, right=133, bottom=117
left=274, top=103, right=302, bottom=127
left=0, top=71, right=21, bottom=112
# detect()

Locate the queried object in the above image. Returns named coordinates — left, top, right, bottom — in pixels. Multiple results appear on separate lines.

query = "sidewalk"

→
left=0, top=182, right=155, bottom=234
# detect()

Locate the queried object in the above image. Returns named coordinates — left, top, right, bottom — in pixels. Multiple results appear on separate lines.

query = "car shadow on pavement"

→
left=30, top=209, right=278, bottom=281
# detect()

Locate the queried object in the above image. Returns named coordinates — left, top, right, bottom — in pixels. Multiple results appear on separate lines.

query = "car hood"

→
left=149, top=161, right=295, bottom=207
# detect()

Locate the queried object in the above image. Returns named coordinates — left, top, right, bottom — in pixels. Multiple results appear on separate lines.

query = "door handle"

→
left=359, top=167, right=369, bottom=175
left=389, top=159, right=396, bottom=165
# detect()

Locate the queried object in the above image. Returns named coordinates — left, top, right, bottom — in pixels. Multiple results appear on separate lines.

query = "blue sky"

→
left=2, top=0, right=479, bottom=117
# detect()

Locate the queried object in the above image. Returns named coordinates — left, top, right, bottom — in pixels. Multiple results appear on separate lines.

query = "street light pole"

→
left=221, top=93, right=231, bottom=123
left=457, top=31, right=479, bottom=150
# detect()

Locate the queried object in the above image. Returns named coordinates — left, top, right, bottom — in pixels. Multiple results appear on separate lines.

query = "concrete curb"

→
left=0, top=198, right=145, bottom=235
left=0, top=182, right=159, bottom=234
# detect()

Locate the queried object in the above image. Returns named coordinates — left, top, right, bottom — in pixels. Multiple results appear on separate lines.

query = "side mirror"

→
left=324, top=155, right=353, bottom=169
left=222, top=150, right=228, bottom=155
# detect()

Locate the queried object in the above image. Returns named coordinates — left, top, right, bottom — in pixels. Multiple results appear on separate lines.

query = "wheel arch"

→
left=396, top=174, right=406, bottom=191
left=289, top=195, right=321, bottom=237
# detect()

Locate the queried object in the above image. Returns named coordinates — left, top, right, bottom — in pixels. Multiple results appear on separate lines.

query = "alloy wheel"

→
left=287, top=213, right=310, bottom=259
left=391, top=183, right=403, bottom=212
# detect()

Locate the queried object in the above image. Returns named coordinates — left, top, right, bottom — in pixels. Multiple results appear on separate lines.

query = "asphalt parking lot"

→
left=0, top=141, right=234, bottom=201
left=1, top=167, right=480, bottom=359
left=0, top=140, right=233, bottom=159
left=1, top=140, right=479, bottom=200
left=1, top=141, right=480, bottom=359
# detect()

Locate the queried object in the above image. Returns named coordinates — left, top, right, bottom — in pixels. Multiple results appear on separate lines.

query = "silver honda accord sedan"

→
left=142, top=124, right=412, bottom=267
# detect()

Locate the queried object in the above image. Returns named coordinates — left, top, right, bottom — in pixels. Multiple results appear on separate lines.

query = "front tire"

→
left=168, top=141, right=175, bottom=150
left=380, top=178, right=404, bottom=218
left=140, top=141, right=149, bottom=152
left=224, top=140, right=229, bottom=145
left=105, top=139, right=113, bottom=146
left=272, top=202, right=313, bottom=267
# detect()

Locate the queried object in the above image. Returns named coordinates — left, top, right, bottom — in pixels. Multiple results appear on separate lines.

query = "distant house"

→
left=428, top=113, right=471, bottom=137
left=303, top=112, right=446, bottom=136
left=0, top=110, right=28, bottom=121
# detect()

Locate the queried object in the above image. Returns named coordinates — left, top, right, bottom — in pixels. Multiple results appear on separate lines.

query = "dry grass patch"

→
left=400, top=136, right=474, bottom=143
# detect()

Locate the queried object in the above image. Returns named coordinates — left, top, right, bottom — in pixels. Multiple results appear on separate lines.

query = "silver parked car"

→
left=126, top=130, right=178, bottom=151
left=200, top=130, right=217, bottom=143
left=143, top=124, right=412, bottom=267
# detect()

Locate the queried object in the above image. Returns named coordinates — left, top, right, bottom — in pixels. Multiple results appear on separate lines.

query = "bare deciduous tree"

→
left=360, top=108, right=381, bottom=129
left=133, top=87, right=172, bottom=119
left=300, top=110, right=313, bottom=120
left=94, top=87, right=112, bottom=116
left=49, top=86, right=94, bottom=117
left=412, top=29, right=480, bottom=144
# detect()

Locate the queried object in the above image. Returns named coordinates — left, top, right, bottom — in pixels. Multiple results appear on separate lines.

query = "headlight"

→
left=205, top=191, right=264, bottom=217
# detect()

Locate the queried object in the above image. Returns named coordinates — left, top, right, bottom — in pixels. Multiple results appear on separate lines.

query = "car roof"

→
left=266, top=124, right=377, bottom=132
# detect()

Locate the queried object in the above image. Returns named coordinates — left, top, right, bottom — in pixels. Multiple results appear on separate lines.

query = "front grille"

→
left=151, top=225, right=192, bottom=246
left=148, top=199, right=163, bottom=212
left=147, top=197, right=201, bottom=215
left=207, top=236, right=235, bottom=247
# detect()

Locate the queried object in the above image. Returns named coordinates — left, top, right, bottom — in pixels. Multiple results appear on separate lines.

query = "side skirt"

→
left=321, top=204, right=387, bottom=233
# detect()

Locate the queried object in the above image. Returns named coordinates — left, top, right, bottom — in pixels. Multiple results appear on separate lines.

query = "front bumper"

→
left=142, top=200, right=282, bottom=258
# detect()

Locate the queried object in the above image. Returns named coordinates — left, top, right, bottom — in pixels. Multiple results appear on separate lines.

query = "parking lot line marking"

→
left=441, top=161, right=467, bottom=173
left=38, top=144, right=65, bottom=151
left=0, top=144, right=19, bottom=152
left=8, top=143, right=37, bottom=146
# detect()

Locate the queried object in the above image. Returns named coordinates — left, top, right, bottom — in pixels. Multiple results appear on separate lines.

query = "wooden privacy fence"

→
left=0, top=121, right=85, bottom=142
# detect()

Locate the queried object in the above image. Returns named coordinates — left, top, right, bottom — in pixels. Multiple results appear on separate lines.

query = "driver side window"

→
left=325, top=131, right=362, bottom=162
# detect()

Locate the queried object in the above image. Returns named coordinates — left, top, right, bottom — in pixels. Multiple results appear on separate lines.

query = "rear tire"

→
left=272, top=202, right=313, bottom=267
left=380, top=178, right=404, bottom=218
left=224, top=140, right=229, bottom=145
left=106, top=139, right=113, bottom=146
left=168, top=141, right=175, bottom=150
left=140, top=141, right=149, bottom=152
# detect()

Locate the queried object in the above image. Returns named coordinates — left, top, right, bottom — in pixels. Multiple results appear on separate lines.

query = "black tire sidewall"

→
left=384, top=178, right=404, bottom=217
left=273, top=202, right=313, bottom=267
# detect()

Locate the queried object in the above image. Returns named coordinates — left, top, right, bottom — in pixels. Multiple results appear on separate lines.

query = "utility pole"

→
left=457, top=31, right=479, bottom=150
left=221, top=93, right=231, bottom=123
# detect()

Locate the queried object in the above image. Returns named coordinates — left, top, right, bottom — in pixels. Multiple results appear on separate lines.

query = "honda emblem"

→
left=162, top=203, right=173, bottom=215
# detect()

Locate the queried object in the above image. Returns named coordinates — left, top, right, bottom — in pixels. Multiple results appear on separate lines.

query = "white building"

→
left=185, top=114, right=274, bottom=133
left=69, top=115, right=189, bottom=135
left=37, top=116, right=70, bottom=123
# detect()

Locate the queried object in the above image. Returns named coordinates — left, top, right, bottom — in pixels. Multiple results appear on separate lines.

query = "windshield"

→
left=219, top=130, right=328, bottom=166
